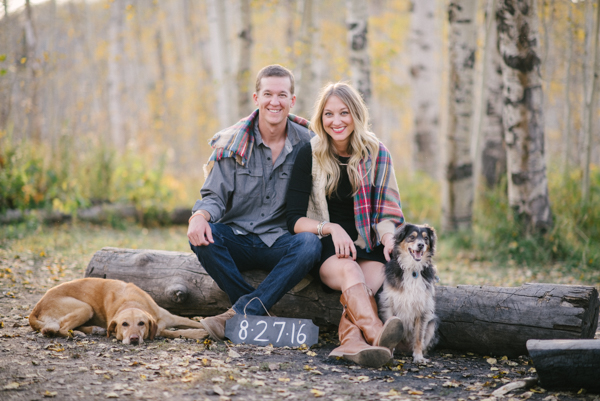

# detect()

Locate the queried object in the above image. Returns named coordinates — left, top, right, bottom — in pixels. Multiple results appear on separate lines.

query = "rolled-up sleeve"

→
left=192, top=158, right=236, bottom=222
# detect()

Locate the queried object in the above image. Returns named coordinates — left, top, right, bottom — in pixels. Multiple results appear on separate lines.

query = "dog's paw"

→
left=72, top=330, right=87, bottom=338
left=412, top=354, right=429, bottom=364
left=91, top=327, right=107, bottom=336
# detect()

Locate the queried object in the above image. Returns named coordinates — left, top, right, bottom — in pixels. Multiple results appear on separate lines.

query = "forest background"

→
left=0, top=0, right=599, bottom=289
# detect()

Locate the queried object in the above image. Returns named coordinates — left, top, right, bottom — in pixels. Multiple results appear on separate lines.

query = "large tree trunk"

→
left=107, top=0, right=126, bottom=150
left=346, top=0, right=372, bottom=107
left=24, top=0, right=42, bottom=143
left=207, top=0, right=236, bottom=128
left=293, top=0, right=317, bottom=118
left=480, top=0, right=506, bottom=188
left=409, top=0, right=441, bottom=178
left=442, top=0, right=478, bottom=232
left=562, top=3, right=574, bottom=180
left=496, top=0, right=553, bottom=234
left=582, top=0, right=600, bottom=204
left=236, top=0, right=253, bottom=116
left=85, top=247, right=600, bottom=358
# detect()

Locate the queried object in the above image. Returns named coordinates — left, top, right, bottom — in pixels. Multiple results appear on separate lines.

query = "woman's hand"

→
left=382, top=232, right=395, bottom=262
left=323, top=223, right=357, bottom=260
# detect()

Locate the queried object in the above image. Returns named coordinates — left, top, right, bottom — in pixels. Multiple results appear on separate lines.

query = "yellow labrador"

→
left=29, top=278, right=207, bottom=344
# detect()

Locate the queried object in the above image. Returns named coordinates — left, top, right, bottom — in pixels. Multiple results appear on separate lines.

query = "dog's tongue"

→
left=414, top=250, right=423, bottom=260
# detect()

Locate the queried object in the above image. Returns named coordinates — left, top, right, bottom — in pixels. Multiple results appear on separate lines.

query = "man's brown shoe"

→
left=200, top=308, right=236, bottom=341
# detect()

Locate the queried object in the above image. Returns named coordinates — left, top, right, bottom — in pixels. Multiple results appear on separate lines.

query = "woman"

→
left=286, top=82, right=405, bottom=368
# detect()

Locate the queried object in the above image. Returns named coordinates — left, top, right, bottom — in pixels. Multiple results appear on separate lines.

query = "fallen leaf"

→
left=236, top=379, right=248, bottom=385
left=486, top=358, right=497, bottom=365
left=408, top=390, right=424, bottom=395
left=252, top=380, right=265, bottom=387
left=211, top=377, right=225, bottom=384
left=212, top=385, right=224, bottom=395
left=307, top=351, right=317, bottom=357
left=105, top=392, right=119, bottom=398
left=311, top=389, right=325, bottom=397
left=3, top=382, right=19, bottom=390
left=443, top=380, right=460, bottom=388
left=43, top=391, right=57, bottom=398
left=278, top=378, right=290, bottom=382
left=228, top=350, right=240, bottom=358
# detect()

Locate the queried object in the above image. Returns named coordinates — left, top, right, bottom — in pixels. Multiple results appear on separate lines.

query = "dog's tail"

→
left=29, top=309, right=60, bottom=336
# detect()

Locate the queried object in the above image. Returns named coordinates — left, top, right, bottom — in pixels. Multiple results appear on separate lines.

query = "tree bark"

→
left=527, top=339, right=600, bottom=392
left=442, top=0, right=478, bottom=232
left=207, top=0, right=236, bottom=128
left=236, top=0, right=253, bottom=116
left=346, top=0, right=372, bottom=107
left=496, top=0, right=553, bottom=234
left=24, top=0, right=42, bottom=143
left=84, top=247, right=600, bottom=357
left=582, top=0, right=600, bottom=204
left=107, top=0, right=126, bottom=150
left=294, top=0, right=317, bottom=118
left=480, top=0, right=506, bottom=188
left=409, top=0, right=441, bottom=178
left=562, top=3, right=574, bottom=180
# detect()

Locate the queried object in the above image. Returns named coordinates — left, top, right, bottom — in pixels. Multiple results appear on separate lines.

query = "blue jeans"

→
left=190, top=223, right=321, bottom=316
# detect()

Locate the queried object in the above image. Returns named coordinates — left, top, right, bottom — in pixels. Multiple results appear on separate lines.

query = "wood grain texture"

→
left=527, top=339, right=600, bottom=392
left=85, top=247, right=600, bottom=357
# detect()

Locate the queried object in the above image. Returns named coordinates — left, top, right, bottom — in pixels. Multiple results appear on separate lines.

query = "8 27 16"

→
left=225, top=314, right=319, bottom=347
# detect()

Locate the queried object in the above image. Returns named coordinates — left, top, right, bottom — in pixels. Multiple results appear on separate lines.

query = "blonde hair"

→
left=310, top=82, right=379, bottom=197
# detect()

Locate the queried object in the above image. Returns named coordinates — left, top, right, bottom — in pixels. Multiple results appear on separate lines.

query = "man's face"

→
left=253, top=76, right=296, bottom=130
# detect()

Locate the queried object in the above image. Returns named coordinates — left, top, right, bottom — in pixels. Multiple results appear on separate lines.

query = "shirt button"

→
left=250, top=222, right=253, bottom=225
left=267, top=157, right=271, bottom=161
left=261, top=213, right=264, bottom=217
left=266, top=196, right=270, bottom=199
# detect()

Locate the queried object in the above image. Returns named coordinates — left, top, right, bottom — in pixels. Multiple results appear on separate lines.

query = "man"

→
left=188, top=65, right=321, bottom=341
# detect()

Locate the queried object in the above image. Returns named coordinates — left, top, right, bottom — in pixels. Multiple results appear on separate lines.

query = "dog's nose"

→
left=129, top=334, right=140, bottom=343
left=417, top=243, right=424, bottom=250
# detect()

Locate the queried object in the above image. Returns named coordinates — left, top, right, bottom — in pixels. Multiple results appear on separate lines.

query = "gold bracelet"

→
left=189, top=210, right=210, bottom=223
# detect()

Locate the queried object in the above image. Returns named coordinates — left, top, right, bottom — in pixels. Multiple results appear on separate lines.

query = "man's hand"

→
left=382, top=233, right=395, bottom=262
left=187, top=213, right=214, bottom=246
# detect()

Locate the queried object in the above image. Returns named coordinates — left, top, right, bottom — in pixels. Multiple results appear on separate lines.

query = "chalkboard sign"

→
left=224, top=314, right=319, bottom=347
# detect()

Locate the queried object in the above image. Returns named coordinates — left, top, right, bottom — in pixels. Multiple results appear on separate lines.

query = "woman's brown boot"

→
left=329, top=312, right=392, bottom=368
left=341, top=283, right=404, bottom=350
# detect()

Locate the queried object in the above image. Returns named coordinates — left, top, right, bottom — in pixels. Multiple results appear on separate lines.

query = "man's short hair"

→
left=255, top=65, right=295, bottom=95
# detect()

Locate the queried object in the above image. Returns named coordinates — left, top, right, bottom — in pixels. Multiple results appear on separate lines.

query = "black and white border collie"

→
left=378, top=223, right=439, bottom=363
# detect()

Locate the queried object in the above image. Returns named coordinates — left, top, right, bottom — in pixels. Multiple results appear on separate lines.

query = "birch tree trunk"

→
left=409, top=0, right=441, bottom=178
left=107, top=0, right=126, bottom=150
left=346, top=0, right=372, bottom=107
left=24, top=0, right=42, bottom=142
left=442, top=0, right=478, bottom=232
left=207, top=0, right=236, bottom=128
left=582, top=0, right=600, bottom=204
left=496, top=0, right=553, bottom=233
left=236, top=0, right=253, bottom=116
left=480, top=0, right=506, bottom=188
left=0, top=0, right=13, bottom=132
left=294, top=0, right=316, bottom=118
left=562, top=3, right=574, bottom=179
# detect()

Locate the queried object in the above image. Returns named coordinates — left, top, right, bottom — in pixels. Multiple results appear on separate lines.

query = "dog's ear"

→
left=107, top=320, right=117, bottom=338
left=148, top=317, right=158, bottom=340
left=425, top=225, right=437, bottom=255
left=394, top=223, right=412, bottom=243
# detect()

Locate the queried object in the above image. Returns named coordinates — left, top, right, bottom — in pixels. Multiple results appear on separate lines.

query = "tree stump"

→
left=527, top=339, right=600, bottom=392
left=85, top=247, right=600, bottom=357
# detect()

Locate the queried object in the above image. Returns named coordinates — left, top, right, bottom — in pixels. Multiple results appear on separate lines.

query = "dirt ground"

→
left=1, top=226, right=599, bottom=401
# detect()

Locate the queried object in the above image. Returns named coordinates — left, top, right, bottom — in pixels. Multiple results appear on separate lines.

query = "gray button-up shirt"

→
left=193, top=119, right=312, bottom=247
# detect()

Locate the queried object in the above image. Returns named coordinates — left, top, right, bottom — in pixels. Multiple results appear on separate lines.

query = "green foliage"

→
left=0, top=135, right=175, bottom=226
left=457, top=168, right=600, bottom=270
left=396, top=171, right=441, bottom=228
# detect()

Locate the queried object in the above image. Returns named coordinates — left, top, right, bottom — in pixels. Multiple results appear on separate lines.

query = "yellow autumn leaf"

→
left=311, top=389, right=325, bottom=397
left=278, top=377, right=290, bottom=382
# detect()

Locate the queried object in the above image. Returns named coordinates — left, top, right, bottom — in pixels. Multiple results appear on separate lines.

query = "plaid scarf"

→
left=354, top=142, right=405, bottom=252
left=203, top=109, right=310, bottom=177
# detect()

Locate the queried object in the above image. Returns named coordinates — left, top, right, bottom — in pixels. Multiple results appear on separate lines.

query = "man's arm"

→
left=188, top=158, right=236, bottom=246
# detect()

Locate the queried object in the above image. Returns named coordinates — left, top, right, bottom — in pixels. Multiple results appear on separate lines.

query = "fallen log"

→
left=527, top=339, right=600, bottom=392
left=85, top=247, right=600, bottom=357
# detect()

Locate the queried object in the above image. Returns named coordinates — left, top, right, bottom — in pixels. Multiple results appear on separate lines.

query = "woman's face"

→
left=322, top=95, right=355, bottom=153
